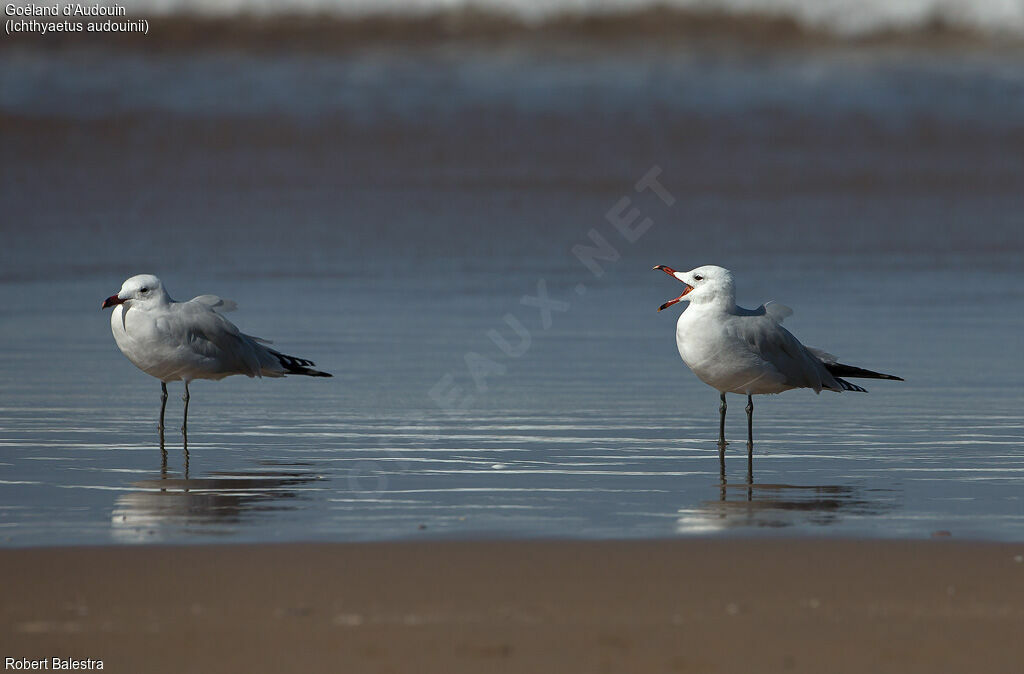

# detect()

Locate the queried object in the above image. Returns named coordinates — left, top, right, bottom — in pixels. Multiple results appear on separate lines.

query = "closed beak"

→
left=101, top=294, right=125, bottom=310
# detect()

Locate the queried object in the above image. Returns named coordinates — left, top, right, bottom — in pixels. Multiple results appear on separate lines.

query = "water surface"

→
left=1, top=32, right=1022, bottom=546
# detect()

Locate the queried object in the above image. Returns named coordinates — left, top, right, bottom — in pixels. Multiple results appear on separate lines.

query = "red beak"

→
left=653, top=265, right=693, bottom=312
left=101, top=294, right=125, bottom=310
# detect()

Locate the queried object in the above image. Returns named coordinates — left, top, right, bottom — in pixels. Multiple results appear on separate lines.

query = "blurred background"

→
left=1, top=0, right=1022, bottom=545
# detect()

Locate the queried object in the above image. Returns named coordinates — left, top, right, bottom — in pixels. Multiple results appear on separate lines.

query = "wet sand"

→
left=3, top=539, right=1023, bottom=673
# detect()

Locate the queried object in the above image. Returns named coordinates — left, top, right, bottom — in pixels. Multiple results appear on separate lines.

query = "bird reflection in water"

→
left=111, top=443, right=318, bottom=542
left=678, top=447, right=897, bottom=533
left=716, top=440, right=754, bottom=498
left=155, top=423, right=188, bottom=468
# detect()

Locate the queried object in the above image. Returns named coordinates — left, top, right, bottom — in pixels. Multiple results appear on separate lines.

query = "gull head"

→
left=101, top=274, right=169, bottom=310
left=653, top=264, right=734, bottom=311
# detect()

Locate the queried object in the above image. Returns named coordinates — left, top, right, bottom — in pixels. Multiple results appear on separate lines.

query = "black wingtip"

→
left=835, top=377, right=869, bottom=393
left=825, top=362, right=903, bottom=382
left=271, top=350, right=332, bottom=378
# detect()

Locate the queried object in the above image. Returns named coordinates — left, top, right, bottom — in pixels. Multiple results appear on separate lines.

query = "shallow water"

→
left=1, top=35, right=1023, bottom=546
left=1, top=269, right=1021, bottom=546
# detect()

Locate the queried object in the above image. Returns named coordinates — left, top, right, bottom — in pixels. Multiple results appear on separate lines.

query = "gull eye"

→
left=140, top=287, right=149, bottom=293
left=693, top=275, right=703, bottom=282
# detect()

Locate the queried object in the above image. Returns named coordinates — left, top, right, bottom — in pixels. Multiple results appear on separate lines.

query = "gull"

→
left=102, top=274, right=331, bottom=434
left=653, top=264, right=902, bottom=449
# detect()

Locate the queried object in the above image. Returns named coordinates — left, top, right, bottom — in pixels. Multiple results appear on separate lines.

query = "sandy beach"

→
left=3, top=539, right=1023, bottom=673
left=3, top=3, right=1024, bottom=673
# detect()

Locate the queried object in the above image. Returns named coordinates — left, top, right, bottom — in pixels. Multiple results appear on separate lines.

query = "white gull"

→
left=102, top=274, right=331, bottom=434
left=653, top=264, right=902, bottom=448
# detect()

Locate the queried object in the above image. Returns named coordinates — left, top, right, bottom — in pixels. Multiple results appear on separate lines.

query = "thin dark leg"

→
left=718, top=392, right=727, bottom=447
left=745, top=394, right=754, bottom=484
left=746, top=394, right=754, bottom=446
left=158, top=393, right=167, bottom=458
left=158, top=382, right=168, bottom=433
left=182, top=385, right=190, bottom=475
left=181, top=381, right=190, bottom=435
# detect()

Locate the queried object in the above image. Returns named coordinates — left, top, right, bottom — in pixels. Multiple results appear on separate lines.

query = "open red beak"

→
left=101, top=294, right=125, bottom=310
left=653, top=265, right=693, bottom=312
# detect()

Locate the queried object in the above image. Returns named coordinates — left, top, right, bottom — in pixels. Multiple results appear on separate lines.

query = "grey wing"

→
left=806, top=346, right=838, bottom=364
left=161, top=302, right=270, bottom=377
left=243, top=333, right=274, bottom=345
left=189, top=294, right=238, bottom=313
left=730, top=316, right=840, bottom=393
left=188, top=295, right=275, bottom=345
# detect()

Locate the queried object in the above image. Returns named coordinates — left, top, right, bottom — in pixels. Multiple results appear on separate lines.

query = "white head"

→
left=652, top=264, right=736, bottom=311
left=101, top=274, right=171, bottom=310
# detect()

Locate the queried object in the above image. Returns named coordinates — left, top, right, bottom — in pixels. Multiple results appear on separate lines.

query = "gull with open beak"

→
left=653, top=264, right=902, bottom=454
left=102, top=274, right=331, bottom=437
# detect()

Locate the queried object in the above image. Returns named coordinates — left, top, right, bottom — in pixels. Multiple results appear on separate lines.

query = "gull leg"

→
left=718, top=394, right=727, bottom=493
left=745, top=395, right=754, bottom=445
left=182, top=406, right=189, bottom=474
left=746, top=395, right=754, bottom=483
left=158, top=382, right=168, bottom=433
left=181, top=381, right=190, bottom=435
left=718, top=392, right=727, bottom=447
